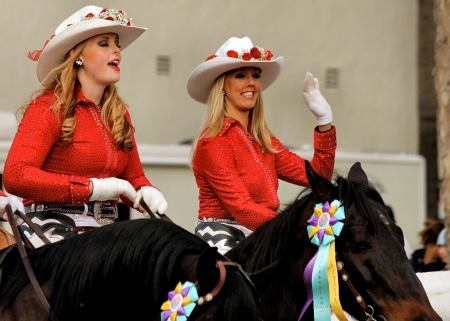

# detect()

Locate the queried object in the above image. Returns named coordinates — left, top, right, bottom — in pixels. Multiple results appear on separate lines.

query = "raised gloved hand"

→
left=0, top=195, right=25, bottom=223
left=302, top=71, right=332, bottom=125
left=89, top=177, right=137, bottom=202
left=133, top=186, right=168, bottom=217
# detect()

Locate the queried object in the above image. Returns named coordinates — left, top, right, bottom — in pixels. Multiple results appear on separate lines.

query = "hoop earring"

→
left=75, top=59, right=83, bottom=67
left=223, top=90, right=226, bottom=96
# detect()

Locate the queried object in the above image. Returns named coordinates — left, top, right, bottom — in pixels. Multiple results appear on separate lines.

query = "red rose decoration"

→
left=227, top=50, right=239, bottom=58
left=127, top=21, right=131, bottom=26
left=250, top=47, right=261, bottom=59
left=105, top=16, right=114, bottom=21
left=264, top=50, right=273, bottom=61
left=85, top=13, right=95, bottom=19
left=100, top=8, right=107, bottom=13
left=242, top=53, right=251, bottom=61
left=119, top=10, right=124, bottom=14
left=206, top=55, right=216, bottom=61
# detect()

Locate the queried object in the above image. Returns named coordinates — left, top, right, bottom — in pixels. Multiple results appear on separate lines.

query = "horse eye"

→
left=353, top=242, right=371, bottom=250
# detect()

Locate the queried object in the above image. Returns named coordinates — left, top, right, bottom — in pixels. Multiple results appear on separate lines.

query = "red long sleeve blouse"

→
left=192, top=118, right=336, bottom=231
left=3, top=91, right=152, bottom=207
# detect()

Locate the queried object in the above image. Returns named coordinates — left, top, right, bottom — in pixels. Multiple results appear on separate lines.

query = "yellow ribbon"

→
left=327, top=241, right=347, bottom=321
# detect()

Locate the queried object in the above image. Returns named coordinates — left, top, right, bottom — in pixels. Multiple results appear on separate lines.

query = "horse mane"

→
left=227, top=173, right=386, bottom=271
left=0, top=219, right=258, bottom=320
left=227, top=189, right=314, bottom=271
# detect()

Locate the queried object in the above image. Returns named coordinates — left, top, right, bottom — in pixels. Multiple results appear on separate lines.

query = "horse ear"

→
left=305, top=160, right=334, bottom=199
left=347, top=162, right=369, bottom=185
left=196, top=247, right=220, bottom=290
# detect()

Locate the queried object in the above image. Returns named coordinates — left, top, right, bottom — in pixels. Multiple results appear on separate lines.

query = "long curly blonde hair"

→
left=26, top=39, right=134, bottom=150
left=189, top=73, right=277, bottom=164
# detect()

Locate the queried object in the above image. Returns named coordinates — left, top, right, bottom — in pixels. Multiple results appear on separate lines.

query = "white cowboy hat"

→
left=30, top=5, right=147, bottom=84
left=187, top=37, right=285, bottom=104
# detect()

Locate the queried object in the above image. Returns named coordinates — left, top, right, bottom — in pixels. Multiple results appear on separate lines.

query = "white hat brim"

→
left=37, top=19, right=147, bottom=84
left=187, top=56, right=285, bottom=104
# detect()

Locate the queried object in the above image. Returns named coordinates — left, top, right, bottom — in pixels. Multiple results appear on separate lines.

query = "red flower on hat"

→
left=227, top=50, right=239, bottom=58
left=250, top=47, right=261, bottom=59
left=242, top=52, right=251, bottom=61
left=85, top=13, right=95, bottom=19
left=105, top=16, right=114, bottom=21
left=264, top=50, right=273, bottom=61
left=100, top=8, right=107, bottom=13
left=206, top=55, right=216, bottom=61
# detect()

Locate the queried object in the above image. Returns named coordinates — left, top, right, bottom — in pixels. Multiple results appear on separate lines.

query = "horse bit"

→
left=335, top=254, right=387, bottom=321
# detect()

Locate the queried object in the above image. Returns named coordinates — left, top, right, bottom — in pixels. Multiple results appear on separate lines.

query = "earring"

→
left=223, top=90, right=226, bottom=96
left=75, top=59, right=83, bottom=66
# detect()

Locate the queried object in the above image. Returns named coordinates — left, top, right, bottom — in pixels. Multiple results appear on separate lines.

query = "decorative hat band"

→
left=205, top=46, right=274, bottom=62
left=79, top=8, right=131, bottom=26
left=27, top=8, right=132, bottom=62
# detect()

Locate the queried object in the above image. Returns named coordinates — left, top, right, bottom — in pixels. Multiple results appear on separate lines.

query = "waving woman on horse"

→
left=187, top=37, right=336, bottom=254
left=2, top=6, right=168, bottom=247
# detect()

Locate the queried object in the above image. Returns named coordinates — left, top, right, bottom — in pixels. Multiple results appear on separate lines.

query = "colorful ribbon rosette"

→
left=298, top=200, right=348, bottom=321
left=161, top=281, right=199, bottom=321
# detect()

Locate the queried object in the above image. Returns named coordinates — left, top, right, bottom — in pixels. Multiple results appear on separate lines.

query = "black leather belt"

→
left=25, top=202, right=118, bottom=225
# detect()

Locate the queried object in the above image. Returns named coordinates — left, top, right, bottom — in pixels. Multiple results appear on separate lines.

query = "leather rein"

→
left=4, top=204, right=51, bottom=313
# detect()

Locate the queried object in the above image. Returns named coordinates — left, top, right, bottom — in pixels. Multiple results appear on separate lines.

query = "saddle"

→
left=195, top=221, right=245, bottom=254
left=19, top=211, right=78, bottom=248
left=0, top=225, right=15, bottom=250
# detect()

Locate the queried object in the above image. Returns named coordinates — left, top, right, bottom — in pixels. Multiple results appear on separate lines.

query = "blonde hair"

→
left=189, top=72, right=277, bottom=164
left=24, top=39, right=134, bottom=150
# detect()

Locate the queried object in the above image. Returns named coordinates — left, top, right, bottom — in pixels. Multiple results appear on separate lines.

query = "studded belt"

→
left=24, top=202, right=118, bottom=225
left=197, top=218, right=240, bottom=225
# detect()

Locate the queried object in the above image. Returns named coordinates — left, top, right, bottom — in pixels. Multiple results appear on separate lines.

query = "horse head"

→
left=228, top=161, right=441, bottom=321
left=305, top=161, right=441, bottom=321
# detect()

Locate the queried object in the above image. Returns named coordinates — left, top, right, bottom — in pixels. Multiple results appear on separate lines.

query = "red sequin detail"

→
left=193, top=118, right=336, bottom=231
left=3, top=91, right=152, bottom=206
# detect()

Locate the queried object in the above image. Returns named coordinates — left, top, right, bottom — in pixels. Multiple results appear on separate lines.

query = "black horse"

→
left=227, top=162, right=441, bottom=321
left=0, top=219, right=260, bottom=321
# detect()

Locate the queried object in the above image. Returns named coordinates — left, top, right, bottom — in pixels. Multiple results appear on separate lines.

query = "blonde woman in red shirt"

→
left=187, top=37, right=336, bottom=254
left=3, top=6, right=167, bottom=247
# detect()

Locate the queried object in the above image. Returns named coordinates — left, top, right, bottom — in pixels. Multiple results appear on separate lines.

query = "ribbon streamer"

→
left=298, top=200, right=347, bottom=321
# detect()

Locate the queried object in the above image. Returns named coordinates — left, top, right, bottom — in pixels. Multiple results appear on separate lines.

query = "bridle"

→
left=335, top=253, right=387, bottom=321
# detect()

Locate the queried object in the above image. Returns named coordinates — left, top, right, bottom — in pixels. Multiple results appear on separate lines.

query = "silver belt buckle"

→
left=93, top=201, right=117, bottom=225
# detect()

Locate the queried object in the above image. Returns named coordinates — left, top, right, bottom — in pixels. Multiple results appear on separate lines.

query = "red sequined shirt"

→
left=3, top=91, right=152, bottom=207
left=193, top=118, right=336, bottom=231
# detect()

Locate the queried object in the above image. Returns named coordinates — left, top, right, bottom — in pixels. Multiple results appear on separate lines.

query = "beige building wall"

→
left=1, top=0, right=417, bottom=153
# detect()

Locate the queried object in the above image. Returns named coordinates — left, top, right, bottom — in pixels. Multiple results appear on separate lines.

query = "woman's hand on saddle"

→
left=302, top=71, right=332, bottom=126
left=134, top=186, right=168, bottom=216
left=89, top=177, right=137, bottom=202
left=0, top=195, right=25, bottom=223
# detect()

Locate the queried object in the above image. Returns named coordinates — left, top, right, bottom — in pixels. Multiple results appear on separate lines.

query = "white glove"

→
left=0, top=195, right=25, bottom=224
left=302, top=71, right=332, bottom=125
left=89, top=178, right=137, bottom=202
left=133, top=186, right=168, bottom=217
